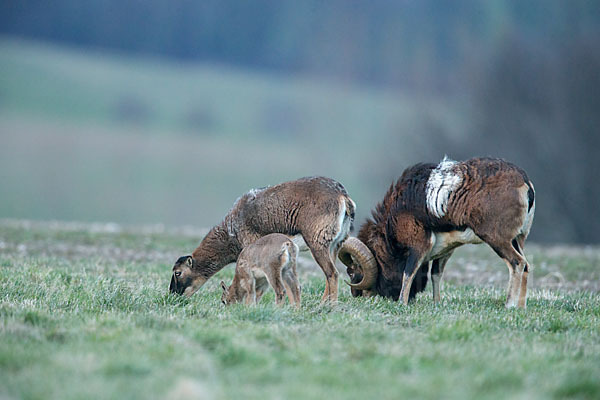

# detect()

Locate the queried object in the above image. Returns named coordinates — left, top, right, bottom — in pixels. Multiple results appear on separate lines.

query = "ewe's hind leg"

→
left=290, top=244, right=301, bottom=298
left=317, top=250, right=338, bottom=303
left=306, top=242, right=339, bottom=303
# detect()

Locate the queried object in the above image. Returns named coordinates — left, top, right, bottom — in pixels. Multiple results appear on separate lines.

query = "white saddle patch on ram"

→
left=426, top=157, right=462, bottom=218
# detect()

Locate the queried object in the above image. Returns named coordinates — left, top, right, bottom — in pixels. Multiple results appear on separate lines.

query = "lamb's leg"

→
left=254, top=276, right=269, bottom=303
left=265, top=264, right=286, bottom=306
left=241, top=278, right=256, bottom=305
left=282, top=267, right=301, bottom=308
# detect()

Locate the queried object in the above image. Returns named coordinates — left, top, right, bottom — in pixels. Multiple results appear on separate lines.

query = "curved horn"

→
left=338, top=237, right=377, bottom=290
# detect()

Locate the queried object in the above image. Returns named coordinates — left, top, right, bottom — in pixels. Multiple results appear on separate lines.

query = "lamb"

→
left=169, top=176, right=355, bottom=303
left=220, top=233, right=301, bottom=307
left=338, top=157, right=535, bottom=308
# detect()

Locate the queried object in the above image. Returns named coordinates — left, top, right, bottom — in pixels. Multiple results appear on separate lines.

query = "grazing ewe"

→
left=220, top=233, right=301, bottom=307
left=170, top=176, right=355, bottom=302
left=338, top=157, right=535, bottom=308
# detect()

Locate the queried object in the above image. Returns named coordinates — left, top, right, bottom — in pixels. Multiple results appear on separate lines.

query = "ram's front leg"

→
left=395, top=216, right=432, bottom=306
left=399, top=248, right=428, bottom=305
left=431, top=253, right=452, bottom=304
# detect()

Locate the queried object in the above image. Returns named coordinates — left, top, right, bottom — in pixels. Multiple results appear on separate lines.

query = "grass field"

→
left=0, top=219, right=599, bottom=399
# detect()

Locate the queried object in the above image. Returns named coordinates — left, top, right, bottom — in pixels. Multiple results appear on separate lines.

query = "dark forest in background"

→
left=2, top=0, right=599, bottom=243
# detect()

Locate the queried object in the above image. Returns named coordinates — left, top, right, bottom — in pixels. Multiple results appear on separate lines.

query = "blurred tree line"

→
left=2, top=0, right=599, bottom=243
left=2, top=1, right=597, bottom=92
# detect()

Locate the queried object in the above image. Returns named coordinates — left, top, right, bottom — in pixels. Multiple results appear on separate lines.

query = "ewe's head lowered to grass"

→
left=169, top=255, right=207, bottom=297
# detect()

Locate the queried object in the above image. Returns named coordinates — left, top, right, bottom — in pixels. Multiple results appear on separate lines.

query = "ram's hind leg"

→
left=487, top=240, right=528, bottom=308
left=513, top=235, right=531, bottom=308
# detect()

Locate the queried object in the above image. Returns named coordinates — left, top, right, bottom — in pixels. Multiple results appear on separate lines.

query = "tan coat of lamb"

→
left=220, top=233, right=301, bottom=307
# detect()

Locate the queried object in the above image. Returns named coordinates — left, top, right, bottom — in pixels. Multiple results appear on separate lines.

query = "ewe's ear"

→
left=186, top=257, right=193, bottom=267
left=220, top=281, right=227, bottom=292
left=169, top=274, right=177, bottom=293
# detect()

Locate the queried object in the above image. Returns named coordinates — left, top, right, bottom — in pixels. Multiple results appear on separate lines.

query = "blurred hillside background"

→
left=0, top=0, right=599, bottom=243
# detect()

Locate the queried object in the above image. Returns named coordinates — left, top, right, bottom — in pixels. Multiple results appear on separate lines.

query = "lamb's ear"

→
left=186, top=257, right=193, bottom=267
left=220, top=281, right=227, bottom=292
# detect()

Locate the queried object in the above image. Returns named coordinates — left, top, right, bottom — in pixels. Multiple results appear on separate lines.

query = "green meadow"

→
left=1, top=220, right=599, bottom=400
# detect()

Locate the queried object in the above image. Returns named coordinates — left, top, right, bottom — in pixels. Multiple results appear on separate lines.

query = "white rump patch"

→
left=329, top=197, right=349, bottom=254
left=426, top=157, right=462, bottom=218
left=519, top=183, right=535, bottom=237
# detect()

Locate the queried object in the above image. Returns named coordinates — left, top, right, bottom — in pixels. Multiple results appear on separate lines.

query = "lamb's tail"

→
left=281, top=240, right=299, bottom=266
left=283, top=240, right=299, bottom=257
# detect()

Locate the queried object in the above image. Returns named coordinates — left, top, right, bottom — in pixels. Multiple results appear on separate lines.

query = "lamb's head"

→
left=219, top=280, right=239, bottom=305
left=338, top=237, right=378, bottom=297
left=169, top=255, right=207, bottom=296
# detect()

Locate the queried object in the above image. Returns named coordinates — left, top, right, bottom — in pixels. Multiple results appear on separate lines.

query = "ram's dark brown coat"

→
left=340, top=157, right=535, bottom=308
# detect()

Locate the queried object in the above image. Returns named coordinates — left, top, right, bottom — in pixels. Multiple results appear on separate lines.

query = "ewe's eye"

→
left=175, top=271, right=182, bottom=277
